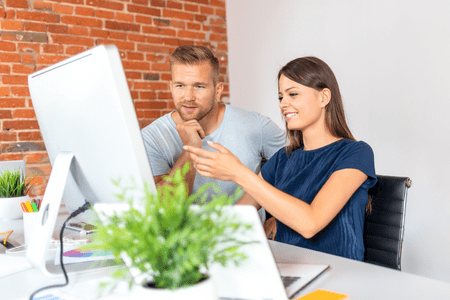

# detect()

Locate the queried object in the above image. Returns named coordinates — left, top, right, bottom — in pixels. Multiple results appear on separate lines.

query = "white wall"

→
left=226, top=0, right=450, bottom=282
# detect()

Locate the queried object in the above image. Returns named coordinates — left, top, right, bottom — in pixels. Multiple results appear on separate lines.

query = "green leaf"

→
left=89, top=161, right=255, bottom=291
left=0, top=168, right=38, bottom=197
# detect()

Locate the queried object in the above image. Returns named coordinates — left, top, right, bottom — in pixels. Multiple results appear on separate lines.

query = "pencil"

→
left=1, top=230, right=13, bottom=245
left=20, top=202, right=28, bottom=213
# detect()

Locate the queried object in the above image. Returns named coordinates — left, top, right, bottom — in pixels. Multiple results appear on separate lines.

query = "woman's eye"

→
left=289, top=93, right=298, bottom=97
left=278, top=96, right=283, bottom=102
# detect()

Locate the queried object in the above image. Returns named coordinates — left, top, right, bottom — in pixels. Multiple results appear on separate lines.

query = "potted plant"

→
left=0, top=168, right=35, bottom=220
left=89, top=163, right=254, bottom=299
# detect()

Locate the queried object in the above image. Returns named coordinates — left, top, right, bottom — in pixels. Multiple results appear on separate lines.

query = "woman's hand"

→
left=263, top=217, right=277, bottom=241
left=183, top=141, right=248, bottom=182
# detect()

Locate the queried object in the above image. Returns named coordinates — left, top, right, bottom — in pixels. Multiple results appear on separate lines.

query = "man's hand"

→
left=176, top=120, right=205, bottom=148
left=263, top=217, right=277, bottom=240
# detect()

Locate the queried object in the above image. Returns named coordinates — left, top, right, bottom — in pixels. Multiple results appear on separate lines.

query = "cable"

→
left=29, top=200, right=92, bottom=300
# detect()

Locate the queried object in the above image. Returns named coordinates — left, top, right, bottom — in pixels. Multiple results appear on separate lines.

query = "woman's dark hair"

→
left=278, top=57, right=372, bottom=211
left=278, top=56, right=355, bottom=154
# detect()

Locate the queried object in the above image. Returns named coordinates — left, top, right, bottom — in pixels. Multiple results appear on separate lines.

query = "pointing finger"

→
left=206, top=141, right=230, bottom=153
left=183, top=145, right=216, bottom=159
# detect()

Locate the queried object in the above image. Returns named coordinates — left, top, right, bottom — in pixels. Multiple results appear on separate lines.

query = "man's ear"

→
left=320, top=88, right=332, bottom=107
left=215, top=82, right=224, bottom=101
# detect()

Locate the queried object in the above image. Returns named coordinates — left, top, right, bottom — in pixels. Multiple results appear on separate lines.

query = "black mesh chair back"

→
left=364, top=175, right=412, bottom=270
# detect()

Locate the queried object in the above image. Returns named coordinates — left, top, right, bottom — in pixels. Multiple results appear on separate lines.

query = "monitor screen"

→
left=26, top=45, right=156, bottom=276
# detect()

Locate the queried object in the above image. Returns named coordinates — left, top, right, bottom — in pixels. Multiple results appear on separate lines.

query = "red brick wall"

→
left=0, top=0, right=229, bottom=197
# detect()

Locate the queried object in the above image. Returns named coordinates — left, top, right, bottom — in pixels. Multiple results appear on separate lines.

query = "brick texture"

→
left=0, top=0, right=229, bottom=198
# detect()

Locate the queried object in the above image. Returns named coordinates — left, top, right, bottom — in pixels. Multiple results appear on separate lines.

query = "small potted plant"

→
left=89, top=163, right=254, bottom=299
left=0, top=168, right=35, bottom=220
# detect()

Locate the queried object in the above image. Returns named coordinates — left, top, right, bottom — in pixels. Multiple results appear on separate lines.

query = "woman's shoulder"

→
left=272, top=146, right=289, bottom=159
left=336, top=139, right=377, bottom=186
left=338, top=139, right=373, bottom=153
left=287, top=139, right=373, bottom=159
left=335, top=139, right=375, bottom=169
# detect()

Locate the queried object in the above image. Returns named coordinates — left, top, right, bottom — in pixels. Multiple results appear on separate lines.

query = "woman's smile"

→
left=284, top=112, right=298, bottom=120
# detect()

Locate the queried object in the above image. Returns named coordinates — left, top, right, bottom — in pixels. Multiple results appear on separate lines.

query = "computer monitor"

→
left=26, top=45, right=156, bottom=277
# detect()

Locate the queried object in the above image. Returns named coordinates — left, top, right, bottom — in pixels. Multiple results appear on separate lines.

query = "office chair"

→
left=364, top=175, right=412, bottom=270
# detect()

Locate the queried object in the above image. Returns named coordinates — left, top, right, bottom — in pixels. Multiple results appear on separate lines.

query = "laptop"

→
left=93, top=204, right=328, bottom=300
left=209, top=205, right=329, bottom=300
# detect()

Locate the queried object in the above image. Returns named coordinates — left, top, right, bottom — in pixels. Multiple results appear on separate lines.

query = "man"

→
left=141, top=45, right=285, bottom=201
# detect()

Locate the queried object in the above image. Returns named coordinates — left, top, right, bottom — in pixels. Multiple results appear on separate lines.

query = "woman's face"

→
left=278, top=74, right=329, bottom=132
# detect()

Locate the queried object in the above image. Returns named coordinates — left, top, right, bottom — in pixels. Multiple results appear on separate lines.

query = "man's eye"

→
left=175, top=84, right=184, bottom=88
left=196, top=85, right=205, bottom=89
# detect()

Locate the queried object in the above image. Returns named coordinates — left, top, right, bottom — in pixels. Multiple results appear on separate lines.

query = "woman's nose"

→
left=279, top=97, right=288, bottom=109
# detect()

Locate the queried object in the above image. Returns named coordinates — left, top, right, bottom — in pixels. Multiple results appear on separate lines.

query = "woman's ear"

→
left=320, top=88, right=332, bottom=107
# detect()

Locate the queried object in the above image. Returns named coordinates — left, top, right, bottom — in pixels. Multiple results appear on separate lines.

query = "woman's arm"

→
left=241, top=167, right=367, bottom=238
left=184, top=141, right=368, bottom=239
left=235, top=192, right=262, bottom=210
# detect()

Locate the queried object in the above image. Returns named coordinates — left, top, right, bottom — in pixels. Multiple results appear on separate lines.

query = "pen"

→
left=20, top=202, right=28, bottom=213
left=35, top=199, right=40, bottom=209
left=25, top=201, right=33, bottom=213
left=37, top=199, right=42, bottom=210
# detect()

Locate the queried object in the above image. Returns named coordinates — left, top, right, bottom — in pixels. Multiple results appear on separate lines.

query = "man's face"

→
left=170, top=62, right=222, bottom=122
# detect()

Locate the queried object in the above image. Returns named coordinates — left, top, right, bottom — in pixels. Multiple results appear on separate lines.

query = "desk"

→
left=2, top=233, right=450, bottom=299
left=0, top=207, right=119, bottom=300
left=269, top=240, right=450, bottom=299
left=0, top=205, right=69, bottom=246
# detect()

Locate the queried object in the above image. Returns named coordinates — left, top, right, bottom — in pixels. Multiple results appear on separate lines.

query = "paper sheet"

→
left=54, top=245, right=114, bottom=265
left=296, top=289, right=349, bottom=300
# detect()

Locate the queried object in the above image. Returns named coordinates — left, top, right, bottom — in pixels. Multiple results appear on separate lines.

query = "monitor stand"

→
left=25, top=152, right=75, bottom=277
left=26, top=152, right=120, bottom=277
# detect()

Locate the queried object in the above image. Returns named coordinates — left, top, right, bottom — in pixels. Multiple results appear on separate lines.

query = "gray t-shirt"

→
left=141, top=104, right=285, bottom=201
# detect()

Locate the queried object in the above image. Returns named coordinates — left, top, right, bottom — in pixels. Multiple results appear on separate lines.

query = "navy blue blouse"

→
left=261, top=139, right=377, bottom=260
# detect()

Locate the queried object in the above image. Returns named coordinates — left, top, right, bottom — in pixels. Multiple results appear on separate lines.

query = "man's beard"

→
left=177, top=99, right=216, bottom=122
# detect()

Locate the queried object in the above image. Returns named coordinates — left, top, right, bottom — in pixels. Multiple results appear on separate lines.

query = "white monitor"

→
left=26, top=45, right=156, bottom=277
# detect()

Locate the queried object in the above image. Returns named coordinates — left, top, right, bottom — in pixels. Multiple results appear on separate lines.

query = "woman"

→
left=183, top=57, right=377, bottom=261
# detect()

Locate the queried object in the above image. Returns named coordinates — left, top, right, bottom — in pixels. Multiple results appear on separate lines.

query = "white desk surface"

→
left=1, top=209, right=122, bottom=300
left=2, top=214, right=450, bottom=299
left=269, top=240, right=450, bottom=299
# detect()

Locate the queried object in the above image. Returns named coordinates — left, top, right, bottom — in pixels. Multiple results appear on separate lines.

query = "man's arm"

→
left=153, top=150, right=196, bottom=193
left=259, top=115, right=286, bottom=159
left=154, top=119, right=205, bottom=194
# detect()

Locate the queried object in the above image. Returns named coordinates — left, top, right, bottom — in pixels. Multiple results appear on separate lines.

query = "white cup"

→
left=23, top=211, right=39, bottom=245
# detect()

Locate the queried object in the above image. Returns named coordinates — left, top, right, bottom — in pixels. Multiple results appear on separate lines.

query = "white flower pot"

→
left=0, top=195, right=31, bottom=220
left=131, top=275, right=218, bottom=300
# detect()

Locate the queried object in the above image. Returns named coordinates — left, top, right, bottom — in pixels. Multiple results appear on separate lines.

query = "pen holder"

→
left=23, top=211, right=39, bottom=245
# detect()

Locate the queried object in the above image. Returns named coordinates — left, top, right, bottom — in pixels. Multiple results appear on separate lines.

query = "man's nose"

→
left=185, top=87, right=195, bottom=100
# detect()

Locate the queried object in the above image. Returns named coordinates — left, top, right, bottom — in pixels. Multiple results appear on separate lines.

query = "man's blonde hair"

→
left=169, top=45, right=220, bottom=85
